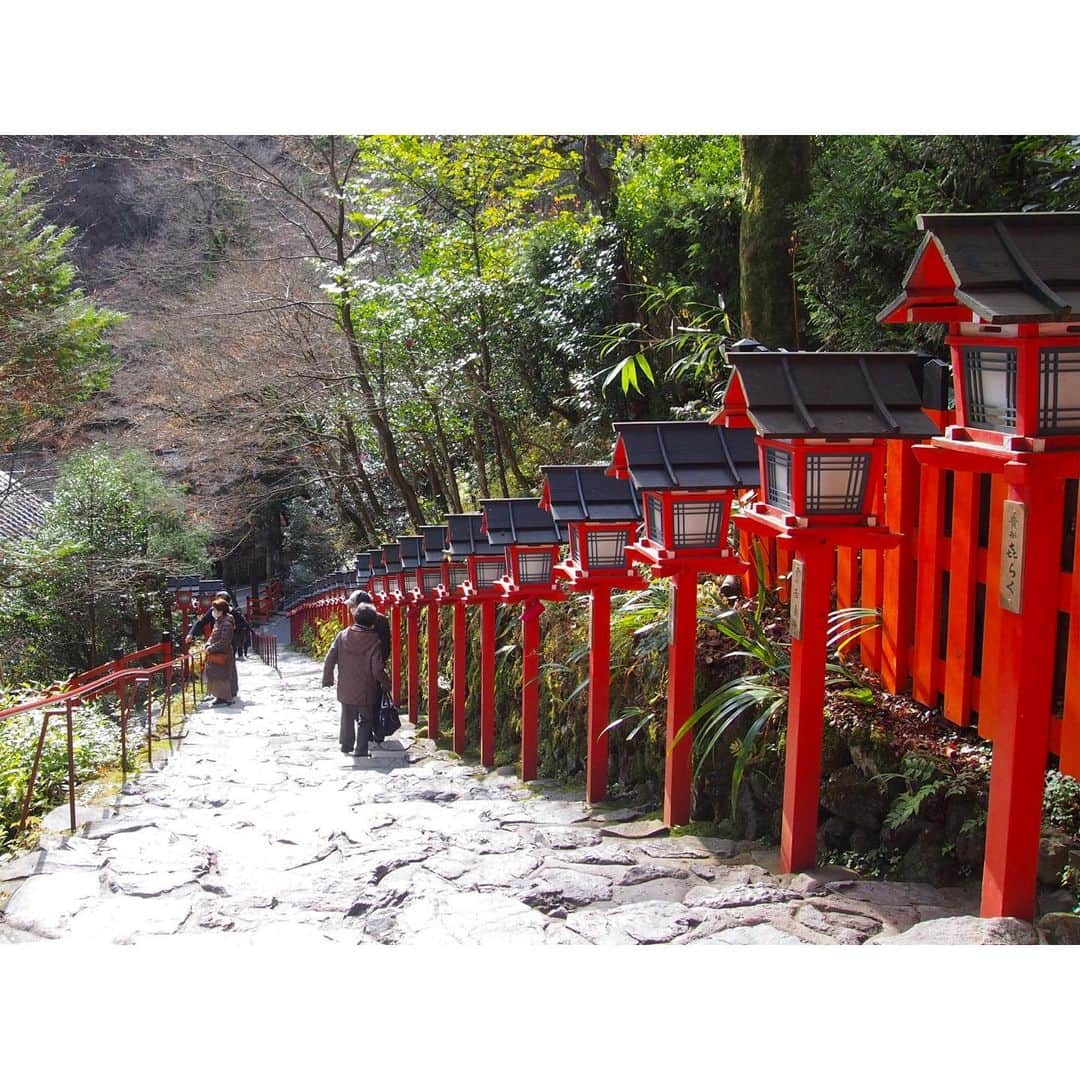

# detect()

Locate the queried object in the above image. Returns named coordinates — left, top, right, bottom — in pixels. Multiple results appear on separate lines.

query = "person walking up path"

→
left=0, top=648, right=1029, bottom=946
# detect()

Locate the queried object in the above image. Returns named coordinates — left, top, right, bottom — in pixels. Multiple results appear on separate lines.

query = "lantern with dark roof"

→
left=481, top=498, right=567, bottom=597
left=445, top=513, right=507, bottom=598
left=417, top=525, right=448, bottom=600
left=355, top=551, right=373, bottom=589
left=381, top=542, right=405, bottom=603
left=368, top=548, right=388, bottom=603
left=397, top=535, right=424, bottom=601
left=607, top=421, right=759, bottom=571
left=718, top=352, right=939, bottom=530
left=880, top=212, right=1080, bottom=447
left=539, top=465, right=644, bottom=585
left=539, top=464, right=647, bottom=803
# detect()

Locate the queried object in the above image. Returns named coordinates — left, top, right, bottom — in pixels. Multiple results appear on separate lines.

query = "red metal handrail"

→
left=2, top=642, right=206, bottom=835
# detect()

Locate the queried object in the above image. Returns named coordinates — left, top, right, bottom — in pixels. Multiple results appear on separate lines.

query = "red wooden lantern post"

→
left=540, top=465, right=646, bottom=803
left=381, top=542, right=405, bottom=704
left=717, top=351, right=938, bottom=873
left=484, top=499, right=568, bottom=781
left=398, top=536, right=424, bottom=725
left=608, top=422, right=759, bottom=826
left=447, top=513, right=508, bottom=766
left=438, top=551, right=471, bottom=753
left=417, top=525, right=448, bottom=743
left=880, top=211, right=1080, bottom=920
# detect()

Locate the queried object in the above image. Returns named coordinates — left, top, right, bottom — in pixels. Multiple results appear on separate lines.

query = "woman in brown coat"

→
left=322, top=605, right=391, bottom=756
left=204, top=598, right=239, bottom=705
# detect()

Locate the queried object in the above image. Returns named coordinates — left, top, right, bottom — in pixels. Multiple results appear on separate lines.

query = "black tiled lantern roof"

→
left=421, top=525, right=448, bottom=566
left=539, top=465, right=642, bottom=523
left=480, top=498, right=568, bottom=546
left=380, top=543, right=403, bottom=572
left=446, top=513, right=506, bottom=557
left=725, top=352, right=940, bottom=439
left=356, top=551, right=373, bottom=575
left=610, top=421, right=760, bottom=491
left=368, top=549, right=385, bottom=575
left=880, top=212, right=1080, bottom=324
left=397, top=535, right=423, bottom=569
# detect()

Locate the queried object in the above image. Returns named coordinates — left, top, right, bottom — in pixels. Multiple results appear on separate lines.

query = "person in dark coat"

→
left=185, top=591, right=248, bottom=654
left=204, top=598, right=239, bottom=705
left=322, top=605, right=391, bottom=757
left=347, top=589, right=391, bottom=667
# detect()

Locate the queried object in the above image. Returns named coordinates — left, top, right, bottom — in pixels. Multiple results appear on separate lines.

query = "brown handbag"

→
left=205, top=651, right=229, bottom=666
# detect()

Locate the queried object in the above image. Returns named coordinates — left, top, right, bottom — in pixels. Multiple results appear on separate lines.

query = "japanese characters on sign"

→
left=789, top=557, right=805, bottom=641
left=999, top=499, right=1026, bottom=614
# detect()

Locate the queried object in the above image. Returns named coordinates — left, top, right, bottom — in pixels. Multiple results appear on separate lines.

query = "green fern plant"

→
left=674, top=599, right=882, bottom=821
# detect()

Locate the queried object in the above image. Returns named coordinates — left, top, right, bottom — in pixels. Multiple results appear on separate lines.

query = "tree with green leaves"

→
left=0, top=160, right=122, bottom=451
left=793, top=136, right=1080, bottom=352
left=0, top=445, right=207, bottom=679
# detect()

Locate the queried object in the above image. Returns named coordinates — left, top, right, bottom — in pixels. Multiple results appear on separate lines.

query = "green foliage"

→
left=793, top=136, right=1080, bottom=352
left=1043, top=770, right=1080, bottom=835
left=297, top=613, right=346, bottom=659
left=0, top=687, right=135, bottom=851
left=0, top=445, right=207, bottom=681
left=0, top=160, right=123, bottom=447
left=596, top=283, right=734, bottom=405
left=614, top=136, right=742, bottom=308
left=675, top=597, right=881, bottom=821
left=875, top=751, right=986, bottom=831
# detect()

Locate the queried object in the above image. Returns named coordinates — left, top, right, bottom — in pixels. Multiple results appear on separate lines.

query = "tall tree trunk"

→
left=342, top=417, right=385, bottom=518
left=430, top=402, right=463, bottom=513
left=738, top=136, right=812, bottom=350
left=338, top=300, right=425, bottom=527
left=473, top=416, right=491, bottom=501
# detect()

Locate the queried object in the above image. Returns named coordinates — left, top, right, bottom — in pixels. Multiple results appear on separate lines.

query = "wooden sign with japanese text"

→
left=789, top=557, right=805, bottom=640
left=999, top=500, right=1026, bottom=614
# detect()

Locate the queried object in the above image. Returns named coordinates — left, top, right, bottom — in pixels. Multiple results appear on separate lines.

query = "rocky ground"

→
left=0, top=647, right=1060, bottom=945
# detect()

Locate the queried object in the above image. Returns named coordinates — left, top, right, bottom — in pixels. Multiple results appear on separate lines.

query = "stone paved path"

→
left=0, top=647, right=1039, bottom=945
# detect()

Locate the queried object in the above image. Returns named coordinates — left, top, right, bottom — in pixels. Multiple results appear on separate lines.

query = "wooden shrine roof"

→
left=722, top=352, right=940, bottom=439
left=480, top=498, right=567, bottom=546
left=880, top=212, right=1080, bottom=324
left=420, top=525, right=448, bottom=566
left=539, top=465, right=642, bottom=523
left=446, top=513, right=506, bottom=557
left=380, top=542, right=403, bottom=572
left=608, top=422, right=760, bottom=491
left=397, top=536, right=423, bottom=569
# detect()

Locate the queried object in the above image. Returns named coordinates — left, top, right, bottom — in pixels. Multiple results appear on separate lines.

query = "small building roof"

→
left=480, top=499, right=567, bottom=546
left=368, top=549, right=385, bottom=576
left=721, top=352, right=941, bottom=439
left=420, top=525, right=448, bottom=566
left=608, top=421, right=760, bottom=491
left=879, top=212, right=1080, bottom=325
left=446, top=513, right=506, bottom=557
left=356, top=551, right=373, bottom=575
left=397, top=536, right=423, bottom=569
left=0, top=469, right=49, bottom=543
left=539, top=465, right=642, bottom=523
left=381, top=542, right=403, bottom=572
